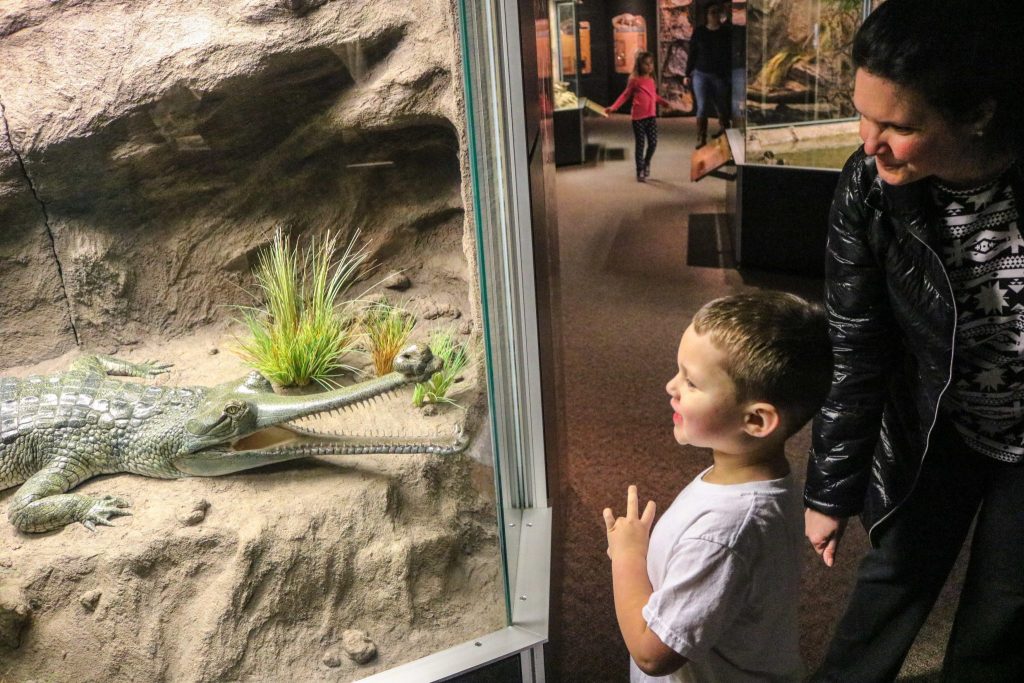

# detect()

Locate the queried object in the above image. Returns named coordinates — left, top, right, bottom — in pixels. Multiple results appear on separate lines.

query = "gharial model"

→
left=0, top=344, right=466, bottom=534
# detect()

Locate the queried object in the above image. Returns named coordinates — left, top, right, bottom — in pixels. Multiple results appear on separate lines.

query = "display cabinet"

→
left=730, top=0, right=882, bottom=275
left=552, top=0, right=587, bottom=165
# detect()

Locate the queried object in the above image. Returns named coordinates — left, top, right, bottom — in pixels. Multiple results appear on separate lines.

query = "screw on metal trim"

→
left=508, top=522, right=516, bottom=527
left=519, top=595, right=527, bottom=601
left=526, top=522, right=533, bottom=527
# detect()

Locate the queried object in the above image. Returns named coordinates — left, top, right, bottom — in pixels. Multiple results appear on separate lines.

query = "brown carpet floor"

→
left=544, top=115, right=967, bottom=682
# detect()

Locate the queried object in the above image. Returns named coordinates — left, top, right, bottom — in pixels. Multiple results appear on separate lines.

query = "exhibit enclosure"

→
left=0, top=1, right=548, bottom=681
left=551, top=0, right=587, bottom=165
left=728, top=1, right=885, bottom=274
left=742, top=0, right=883, bottom=169
left=553, top=0, right=585, bottom=110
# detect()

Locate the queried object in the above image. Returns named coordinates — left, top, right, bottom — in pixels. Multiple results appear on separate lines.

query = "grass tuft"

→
left=413, top=328, right=469, bottom=407
left=362, top=298, right=417, bottom=376
left=233, top=229, right=366, bottom=388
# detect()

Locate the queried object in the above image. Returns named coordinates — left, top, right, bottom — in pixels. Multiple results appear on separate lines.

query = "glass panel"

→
left=743, top=0, right=878, bottom=169
left=0, top=0, right=521, bottom=678
left=554, top=2, right=584, bottom=110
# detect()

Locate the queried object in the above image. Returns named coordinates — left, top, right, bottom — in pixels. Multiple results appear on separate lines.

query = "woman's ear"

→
left=743, top=403, right=781, bottom=439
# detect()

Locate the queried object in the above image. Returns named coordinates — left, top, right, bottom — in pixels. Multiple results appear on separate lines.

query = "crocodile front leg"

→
left=70, top=354, right=172, bottom=378
left=7, top=464, right=131, bottom=533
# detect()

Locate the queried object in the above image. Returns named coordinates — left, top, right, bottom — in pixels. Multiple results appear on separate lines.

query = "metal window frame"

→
left=359, top=0, right=550, bottom=680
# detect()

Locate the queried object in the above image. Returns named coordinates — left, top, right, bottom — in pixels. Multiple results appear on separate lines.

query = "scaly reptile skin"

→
left=0, top=345, right=465, bottom=534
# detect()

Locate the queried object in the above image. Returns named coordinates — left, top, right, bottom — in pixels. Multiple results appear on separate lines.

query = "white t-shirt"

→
left=630, top=467, right=804, bottom=683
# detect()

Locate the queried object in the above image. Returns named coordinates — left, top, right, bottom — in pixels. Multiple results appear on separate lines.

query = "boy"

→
left=603, top=292, right=832, bottom=682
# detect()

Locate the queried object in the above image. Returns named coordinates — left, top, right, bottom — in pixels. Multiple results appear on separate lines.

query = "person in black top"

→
left=684, top=2, right=731, bottom=149
left=803, top=0, right=1024, bottom=680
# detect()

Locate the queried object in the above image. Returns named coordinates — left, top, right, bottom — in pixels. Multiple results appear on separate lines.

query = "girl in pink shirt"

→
left=606, top=51, right=670, bottom=182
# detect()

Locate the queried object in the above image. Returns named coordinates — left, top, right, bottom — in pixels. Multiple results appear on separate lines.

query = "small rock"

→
left=420, top=404, right=439, bottom=416
left=0, top=559, right=12, bottom=569
left=421, top=302, right=460, bottom=320
left=322, top=652, right=342, bottom=668
left=342, top=629, right=377, bottom=665
left=177, top=499, right=211, bottom=526
left=208, top=348, right=219, bottom=355
left=383, top=272, right=412, bottom=291
left=79, top=590, right=102, bottom=612
left=458, top=321, right=472, bottom=335
left=283, top=0, right=329, bottom=14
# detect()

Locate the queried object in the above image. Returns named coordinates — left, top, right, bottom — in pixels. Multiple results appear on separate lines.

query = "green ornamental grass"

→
left=413, top=328, right=469, bottom=407
left=234, top=229, right=367, bottom=388
left=363, top=299, right=417, bottom=377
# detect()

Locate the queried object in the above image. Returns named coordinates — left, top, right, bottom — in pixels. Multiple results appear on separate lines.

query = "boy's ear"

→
left=742, top=402, right=781, bottom=439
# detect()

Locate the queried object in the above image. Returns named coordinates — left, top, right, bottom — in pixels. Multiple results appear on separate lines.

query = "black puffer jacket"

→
left=804, top=147, right=1024, bottom=545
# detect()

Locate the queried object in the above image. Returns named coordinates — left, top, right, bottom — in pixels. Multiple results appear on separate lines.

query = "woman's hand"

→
left=805, top=508, right=848, bottom=567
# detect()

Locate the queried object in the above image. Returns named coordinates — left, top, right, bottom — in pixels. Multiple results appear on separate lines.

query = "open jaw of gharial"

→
left=171, top=344, right=469, bottom=477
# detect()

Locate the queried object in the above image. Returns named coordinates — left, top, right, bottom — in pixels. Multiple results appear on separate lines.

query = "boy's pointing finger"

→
left=627, top=484, right=638, bottom=518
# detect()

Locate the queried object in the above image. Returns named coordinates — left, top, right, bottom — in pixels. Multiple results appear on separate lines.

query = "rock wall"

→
left=0, top=0, right=479, bottom=367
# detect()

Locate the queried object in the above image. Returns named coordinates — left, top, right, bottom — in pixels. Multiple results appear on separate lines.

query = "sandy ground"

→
left=0, top=322, right=506, bottom=681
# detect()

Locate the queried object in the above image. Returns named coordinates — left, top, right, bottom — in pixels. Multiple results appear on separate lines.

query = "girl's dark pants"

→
left=632, top=117, right=657, bottom=175
left=812, top=420, right=1024, bottom=682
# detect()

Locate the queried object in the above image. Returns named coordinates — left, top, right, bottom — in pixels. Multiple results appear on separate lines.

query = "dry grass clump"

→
left=362, top=299, right=417, bottom=376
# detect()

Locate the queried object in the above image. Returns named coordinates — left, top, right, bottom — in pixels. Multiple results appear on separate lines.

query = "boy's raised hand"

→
left=603, top=485, right=657, bottom=561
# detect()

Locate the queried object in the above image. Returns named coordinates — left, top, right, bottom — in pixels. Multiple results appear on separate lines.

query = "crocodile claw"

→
left=81, top=495, right=132, bottom=532
left=139, top=360, right=173, bottom=378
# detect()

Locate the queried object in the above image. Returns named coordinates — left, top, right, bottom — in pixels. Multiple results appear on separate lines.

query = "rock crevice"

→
left=0, top=94, right=80, bottom=347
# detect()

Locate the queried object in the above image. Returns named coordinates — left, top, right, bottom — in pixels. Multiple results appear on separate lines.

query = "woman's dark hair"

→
left=853, top=0, right=1023, bottom=156
left=700, top=1, right=726, bottom=26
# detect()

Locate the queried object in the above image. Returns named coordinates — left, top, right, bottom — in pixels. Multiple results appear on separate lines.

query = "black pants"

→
left=813, top=421, right=1024, bottom=682
left=632, top=117, right=657, bottom=175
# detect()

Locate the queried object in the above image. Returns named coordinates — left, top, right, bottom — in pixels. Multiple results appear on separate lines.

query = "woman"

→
left=684, top=2, right=731, bottom=148
left=803, top=0, right=1024, bottom=680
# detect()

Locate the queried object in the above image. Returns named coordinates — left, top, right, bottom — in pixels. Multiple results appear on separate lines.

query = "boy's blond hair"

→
left=692, top=291, right=832, bottom=436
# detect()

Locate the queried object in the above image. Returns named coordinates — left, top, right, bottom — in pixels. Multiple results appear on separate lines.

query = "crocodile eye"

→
left=224, top=401, right=245, bottom=417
